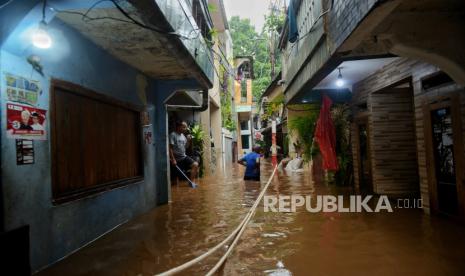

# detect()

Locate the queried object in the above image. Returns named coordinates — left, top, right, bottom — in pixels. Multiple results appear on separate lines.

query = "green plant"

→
left=288, top=106, right=320, bottom=162
left=207, top=3, right=217, bottom=13
left=331, top=104, right=353, bottom=186
left=190, top=124, right=207, bottom=177
left=263, top=94, right=285, bottom=120
left=219, top=64, right=236, bottom=132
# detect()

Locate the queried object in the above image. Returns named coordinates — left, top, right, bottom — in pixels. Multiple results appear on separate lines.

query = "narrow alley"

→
left=38, top=163, right=465, bottom=275
left=1, top=0, right=465, bottom=275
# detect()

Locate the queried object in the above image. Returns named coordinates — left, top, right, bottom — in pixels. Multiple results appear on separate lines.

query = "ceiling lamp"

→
left=32, top=0, right=52, bottom=49
left=335, top=67, right=345, bottom=87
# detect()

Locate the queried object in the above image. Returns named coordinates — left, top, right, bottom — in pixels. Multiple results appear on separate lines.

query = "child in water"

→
left=238, top=146, right=261, bottom=181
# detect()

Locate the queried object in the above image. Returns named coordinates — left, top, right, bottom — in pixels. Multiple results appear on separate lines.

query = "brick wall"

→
left=351, top=57, right=465, bottom=213
left=328, top=0, right=378, bottom=48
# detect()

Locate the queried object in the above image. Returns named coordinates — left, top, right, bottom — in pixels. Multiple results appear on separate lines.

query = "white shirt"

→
left=169, top=131, right=187, bottom=161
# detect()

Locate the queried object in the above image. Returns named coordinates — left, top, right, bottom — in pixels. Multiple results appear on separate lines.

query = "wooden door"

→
left=424, top=94, right=465, bottom=216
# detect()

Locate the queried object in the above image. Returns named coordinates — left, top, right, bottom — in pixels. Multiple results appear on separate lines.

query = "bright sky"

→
left=223, top=0, right=279, bottom=33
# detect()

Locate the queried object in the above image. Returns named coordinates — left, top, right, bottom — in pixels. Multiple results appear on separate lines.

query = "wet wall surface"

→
left=38, top=162, right=465, bottom=276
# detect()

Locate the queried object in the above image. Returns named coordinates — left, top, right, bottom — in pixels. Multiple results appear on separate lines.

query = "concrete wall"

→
left=0, top=5, right=202, bottom=272
left=1, top=18, right=154, bottom=271
left=148, top=79, right=201, bottom=204
left=234, top=79, right=253, bottom=106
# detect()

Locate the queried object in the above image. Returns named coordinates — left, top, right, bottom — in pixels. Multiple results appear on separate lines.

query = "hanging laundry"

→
left=288, top=0, right=299, bottom=43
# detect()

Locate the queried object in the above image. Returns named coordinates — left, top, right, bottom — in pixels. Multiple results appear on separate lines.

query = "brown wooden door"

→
left=431, top=107, right=458, bottom=214
left=425, top=94, right=465, bottom=216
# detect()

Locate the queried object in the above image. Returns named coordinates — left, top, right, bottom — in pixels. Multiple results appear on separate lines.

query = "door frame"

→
left=424, top=92, right=465, bottom=216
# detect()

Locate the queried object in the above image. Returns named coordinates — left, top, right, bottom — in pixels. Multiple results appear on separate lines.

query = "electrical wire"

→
left=51, top=0, right=237, bottom=99
left=49, top=0, right=193, bottom=39
left=0, top=0, right=14, bottom=10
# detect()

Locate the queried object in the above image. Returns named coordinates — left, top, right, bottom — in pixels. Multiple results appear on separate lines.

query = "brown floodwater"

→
left=38, top=162, right=465, bottom=276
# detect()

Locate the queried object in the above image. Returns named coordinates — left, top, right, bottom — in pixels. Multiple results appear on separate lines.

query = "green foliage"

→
left=288, top=106, right=320, bottom=162
left=263, top=94, right=285, bottom=120
left=331, top=104, right=353, bottom=186
left=264, top=12, right=285, bottom=34
left=209, top=28, right=219, bottom=39
left=190, top=124, right=206, bottom=154
left=207, top=3, right=217, bottom=13
left=219, top=63, right=236, bottom=132
left=189, top=124, right=206, bottom=176
left=229, top=16, right=279, bottom=101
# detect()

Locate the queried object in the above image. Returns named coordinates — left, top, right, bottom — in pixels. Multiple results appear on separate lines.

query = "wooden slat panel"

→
left=51, top=82, right=142, bottom=203
left=369, top=88, right=419, bottom=195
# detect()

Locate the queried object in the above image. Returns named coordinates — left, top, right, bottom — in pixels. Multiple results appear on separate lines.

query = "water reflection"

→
left=39, top=162, right=465, bottom=276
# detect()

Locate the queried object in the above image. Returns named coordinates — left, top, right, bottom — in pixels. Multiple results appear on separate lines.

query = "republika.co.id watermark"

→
left=264, top=195, right=423, bottom=213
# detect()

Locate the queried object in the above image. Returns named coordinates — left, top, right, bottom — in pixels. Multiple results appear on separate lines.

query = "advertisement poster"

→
left=6, top=103, right=47, bottom=140
left=16, top=139, right=34, bottom=165
left=4, top=73, right=41, bottom=105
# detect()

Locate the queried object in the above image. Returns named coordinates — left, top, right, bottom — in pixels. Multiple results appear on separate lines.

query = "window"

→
left=192, top=0, right=211, bottom=40
left=241, top=135, right=250, bottom=149
left=421, top=71, right=454, bottom=91
left=240, top=120, right=249, bottom=131
left=51, top=80, right=143, bottom=203
left=241, top=79, right=247, bottom=103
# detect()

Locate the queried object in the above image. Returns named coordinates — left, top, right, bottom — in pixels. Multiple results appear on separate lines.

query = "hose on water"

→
left=155, top=164, right=280, bottom=276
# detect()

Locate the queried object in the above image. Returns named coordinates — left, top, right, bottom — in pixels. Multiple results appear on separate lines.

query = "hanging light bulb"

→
left=32, top=21, right=52, bottom=49
left=335, top=67, right=345, bottom=87
left=32, top=0, right=52, bottom=49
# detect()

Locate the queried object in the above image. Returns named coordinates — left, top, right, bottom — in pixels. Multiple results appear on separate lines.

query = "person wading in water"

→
left=238, top=146, right=261, bottom=181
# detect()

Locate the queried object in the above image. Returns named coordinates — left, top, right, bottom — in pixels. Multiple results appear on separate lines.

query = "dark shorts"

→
left=177, top=156, right=196, bottom=171
left=244, top=175, right=260, bottom=181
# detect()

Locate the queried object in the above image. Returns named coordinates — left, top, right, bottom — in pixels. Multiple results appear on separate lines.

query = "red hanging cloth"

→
left=314, top=95, right=339, bottom=171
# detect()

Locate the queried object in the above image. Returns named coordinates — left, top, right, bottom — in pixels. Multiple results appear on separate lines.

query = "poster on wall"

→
left=144, top=128, right=153, bottom=145
left=6, top=103, right=47, bottom=140
left=4, top=73, right=41, bottom=105
left=16, top=139, right=35, bottom=165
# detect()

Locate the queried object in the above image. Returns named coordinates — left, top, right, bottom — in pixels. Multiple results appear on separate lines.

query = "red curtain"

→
left=315, top=95, right=339, bottom=171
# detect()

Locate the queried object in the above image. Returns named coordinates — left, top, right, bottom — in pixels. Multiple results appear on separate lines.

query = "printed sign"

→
left=144, top=129, right=153, bottom=145
left=4, top=73, right=41, bottom=105
left=16, top=139, right=35, bottom=165
left=6, top=103, right=47, bottom=140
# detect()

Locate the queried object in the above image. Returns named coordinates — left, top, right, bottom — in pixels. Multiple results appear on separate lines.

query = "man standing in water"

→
left=169, top=121, right=199, bottom=184
left=238, top=146, right=261, bottom=181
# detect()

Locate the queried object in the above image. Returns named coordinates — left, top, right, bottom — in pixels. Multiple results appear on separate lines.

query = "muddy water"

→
left=39, top=162, right=465, bottom=276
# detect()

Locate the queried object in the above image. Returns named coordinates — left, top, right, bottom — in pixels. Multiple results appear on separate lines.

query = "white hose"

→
left=205, top=165, right=279, bottom=275
left=155, top=164, right=279, bottom=276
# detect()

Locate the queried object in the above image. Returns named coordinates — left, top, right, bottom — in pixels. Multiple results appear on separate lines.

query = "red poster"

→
left=6, top=103, right=47, bottom=140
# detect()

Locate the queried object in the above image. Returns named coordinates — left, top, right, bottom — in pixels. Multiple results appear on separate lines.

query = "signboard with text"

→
left=6, top=103, right=47, bottom=140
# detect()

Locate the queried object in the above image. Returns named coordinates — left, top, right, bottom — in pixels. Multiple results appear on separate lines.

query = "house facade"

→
left=234, top=56, right=255, bottom=155
left=0, top=0, right=214, bottom=272
left=279, top=0, right=465, bottom=217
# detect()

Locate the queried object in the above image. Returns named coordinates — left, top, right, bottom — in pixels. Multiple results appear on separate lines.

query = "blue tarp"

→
left=288, top=0, right=299, bottom=43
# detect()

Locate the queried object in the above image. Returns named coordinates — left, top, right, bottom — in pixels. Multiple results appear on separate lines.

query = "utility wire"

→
left=49, top=0, right=194, bottom=39
left=52, top=0, right=237, bottom=99
left=0, top=0, right=14, bottom=10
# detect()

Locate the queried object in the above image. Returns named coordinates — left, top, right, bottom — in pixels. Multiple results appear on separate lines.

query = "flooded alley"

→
left=38, top=163, right=465, bottom=276
left=1, top=0, right=465, bottom=275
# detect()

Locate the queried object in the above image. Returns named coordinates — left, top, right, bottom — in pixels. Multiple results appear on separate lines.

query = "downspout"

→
left=194, top=89, right=209, bottom=111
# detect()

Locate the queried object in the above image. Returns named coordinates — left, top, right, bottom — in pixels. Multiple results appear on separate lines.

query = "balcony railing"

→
left=155, top=0, right=215, bottom=83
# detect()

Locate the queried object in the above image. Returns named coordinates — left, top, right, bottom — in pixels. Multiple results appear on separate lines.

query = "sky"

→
left=223, top=0, right=285, bottom=33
